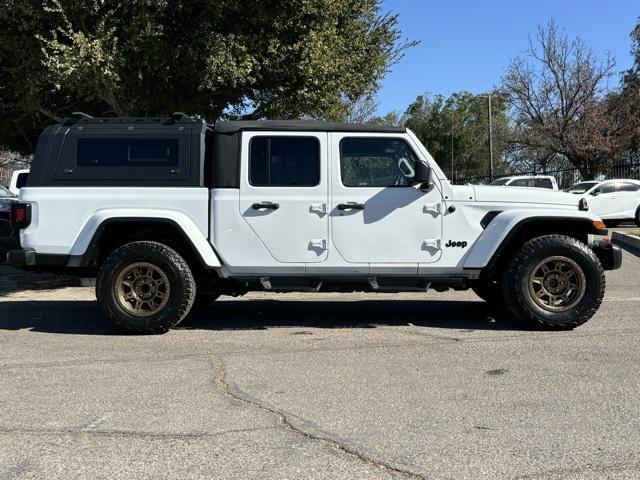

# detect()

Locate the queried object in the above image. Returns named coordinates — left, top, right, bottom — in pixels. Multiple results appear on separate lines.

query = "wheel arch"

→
left=464, top=213, right=605, bottom=274
left=68, top=214, right=222, bottom=269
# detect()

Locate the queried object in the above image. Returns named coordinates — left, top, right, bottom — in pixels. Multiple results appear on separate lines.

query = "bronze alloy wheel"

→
left=114, top=262, right=171, bottom=317
left=527, top=255, right=587, bottom=313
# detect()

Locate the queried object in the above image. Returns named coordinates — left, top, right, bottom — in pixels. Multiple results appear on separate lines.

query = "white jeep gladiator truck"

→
left=7, top=114, right=621, bottom=333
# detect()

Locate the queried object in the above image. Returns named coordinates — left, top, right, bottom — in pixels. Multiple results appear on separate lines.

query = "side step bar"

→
left=250, top=276, right=469, bottom=293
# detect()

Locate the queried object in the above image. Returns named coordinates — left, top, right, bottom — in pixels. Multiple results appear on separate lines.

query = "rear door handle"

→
left=252, top=202, right=279, bottom=210
left=337, top=202, right=365, bottom=211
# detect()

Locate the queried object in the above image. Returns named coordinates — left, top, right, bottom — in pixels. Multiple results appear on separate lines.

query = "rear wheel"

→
left=96, top=241, right=196, bottom=334
left=501, top=235, right=605, bottom=330
left=635, top=207, right=640, bottom=227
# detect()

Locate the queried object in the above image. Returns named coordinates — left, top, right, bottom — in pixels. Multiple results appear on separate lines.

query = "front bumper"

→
left=591, top=241, right=622, bottom=271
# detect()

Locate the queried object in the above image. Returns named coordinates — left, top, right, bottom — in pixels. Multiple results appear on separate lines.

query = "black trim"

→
left=215, top=120, right=405, bottom=134
left=480, top=211, right=502, bottom=229
left=7, top=249, right=69, bottom=267
left=210, top=131, right=240, bottom=188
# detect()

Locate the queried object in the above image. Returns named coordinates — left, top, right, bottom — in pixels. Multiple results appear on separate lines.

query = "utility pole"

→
left=450, top=110, right=454, bottom=182
left=488, top=93, right=494, bottom=182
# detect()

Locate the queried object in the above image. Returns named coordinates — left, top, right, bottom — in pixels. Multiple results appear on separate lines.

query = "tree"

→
left=502, top=21, right=634, bottom=179
left=0, top=0, right=415, bottom=153
left=402, top=91, right=511, bottom=182
left=619, top=18, right=640, bottom=152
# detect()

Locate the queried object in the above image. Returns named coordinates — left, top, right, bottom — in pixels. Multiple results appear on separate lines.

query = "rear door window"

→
left=595, top=183, right=615, bottom=194
left=249, top=136, right=320, bottom=187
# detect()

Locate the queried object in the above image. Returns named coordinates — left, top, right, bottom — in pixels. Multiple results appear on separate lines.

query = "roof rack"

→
left=60, top=114, right=203, bottom=126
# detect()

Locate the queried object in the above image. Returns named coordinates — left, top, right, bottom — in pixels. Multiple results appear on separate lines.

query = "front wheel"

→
left=501, top=235, right=605, bottom=330
left=96, top=241, right=196, bottom=334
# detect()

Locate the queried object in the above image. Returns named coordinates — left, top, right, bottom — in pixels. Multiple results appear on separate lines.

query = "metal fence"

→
left=0, top=167, right=12, bottom=188
left=455, top=161, right=640, bottom=188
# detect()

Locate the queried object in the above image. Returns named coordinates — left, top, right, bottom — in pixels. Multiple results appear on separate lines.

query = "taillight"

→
left=9, top=203, right=31, bottom=229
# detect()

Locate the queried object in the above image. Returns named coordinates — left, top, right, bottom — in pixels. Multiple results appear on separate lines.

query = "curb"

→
left=612, top=231, right=640, bottom=256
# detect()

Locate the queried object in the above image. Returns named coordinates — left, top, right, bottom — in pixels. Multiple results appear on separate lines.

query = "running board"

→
left=250, top=276, right=466, bottom=293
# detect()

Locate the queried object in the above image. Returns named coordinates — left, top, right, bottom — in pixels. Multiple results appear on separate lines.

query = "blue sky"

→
left=377, top=0, right=639, bottom=114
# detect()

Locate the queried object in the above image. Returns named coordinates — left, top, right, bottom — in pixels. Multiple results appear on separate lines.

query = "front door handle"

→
left=252, top=202, right=280, bottom=210
left=337, top=202, right=365, bottom=211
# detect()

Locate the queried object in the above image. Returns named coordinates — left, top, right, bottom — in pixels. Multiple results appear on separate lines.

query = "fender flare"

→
left=463, top=210, right=603, bottom=270
left=67, top=210, right=221, bottom=268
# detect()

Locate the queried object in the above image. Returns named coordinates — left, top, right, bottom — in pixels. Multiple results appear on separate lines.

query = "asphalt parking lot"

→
left=0, top=250, right=639, bottom=480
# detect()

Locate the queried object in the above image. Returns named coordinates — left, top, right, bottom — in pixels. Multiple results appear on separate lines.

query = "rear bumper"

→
left=591, top=242, right=622, bottom=271
left=7, top=248, right=36, bottom=266
left=6, top=249, right=69, bottom=268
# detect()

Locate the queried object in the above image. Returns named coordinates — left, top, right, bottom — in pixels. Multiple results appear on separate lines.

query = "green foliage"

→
left=402, top=92, right=511, bottom=182
left=0, top=0, right=414, bottom=152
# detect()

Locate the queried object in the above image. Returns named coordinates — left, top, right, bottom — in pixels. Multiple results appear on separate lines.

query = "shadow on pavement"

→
left=0, top=265, right=81, bottom=297
left=0, top=298, right=528, bottom=335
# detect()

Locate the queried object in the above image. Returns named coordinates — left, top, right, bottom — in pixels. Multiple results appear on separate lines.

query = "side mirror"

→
left=590, top=190, right=600, bottom=197
left=413, top=161, right=432, bottom=189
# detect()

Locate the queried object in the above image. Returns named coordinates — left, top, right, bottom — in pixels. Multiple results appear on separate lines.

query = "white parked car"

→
left=564, top=180, right=640, bottom=226
left=489, top=175, right=558, bottom=190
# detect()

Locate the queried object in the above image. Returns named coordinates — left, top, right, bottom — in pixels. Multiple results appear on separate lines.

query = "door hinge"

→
left=309, top=203, right=327, bottom=215
left=309, top=238, right=327, bottom=251
left=422, top=238, right=441, bottom=250
left=423, top=203, right=442, bottom=215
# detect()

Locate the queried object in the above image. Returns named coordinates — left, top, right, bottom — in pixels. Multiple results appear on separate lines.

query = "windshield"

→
left=564, top=182, right=598, bottom=194
left=489, top=178, right=510, bottom=186
left=0, top=186, right=14, bottom=198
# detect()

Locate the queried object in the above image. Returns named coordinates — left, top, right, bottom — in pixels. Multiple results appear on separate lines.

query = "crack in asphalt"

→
left=212, top=354, right=429, bottom=480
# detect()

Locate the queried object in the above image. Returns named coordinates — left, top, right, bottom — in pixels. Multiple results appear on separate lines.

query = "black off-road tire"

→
left=501, top=235, right=605, bottom=330
left=472, top=279, right=503, bottom=304
left=96, top=241, right=196, bottom=334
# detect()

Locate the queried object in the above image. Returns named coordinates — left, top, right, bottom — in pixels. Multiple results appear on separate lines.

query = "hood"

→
left=471, top=185, right=580, bottom=207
